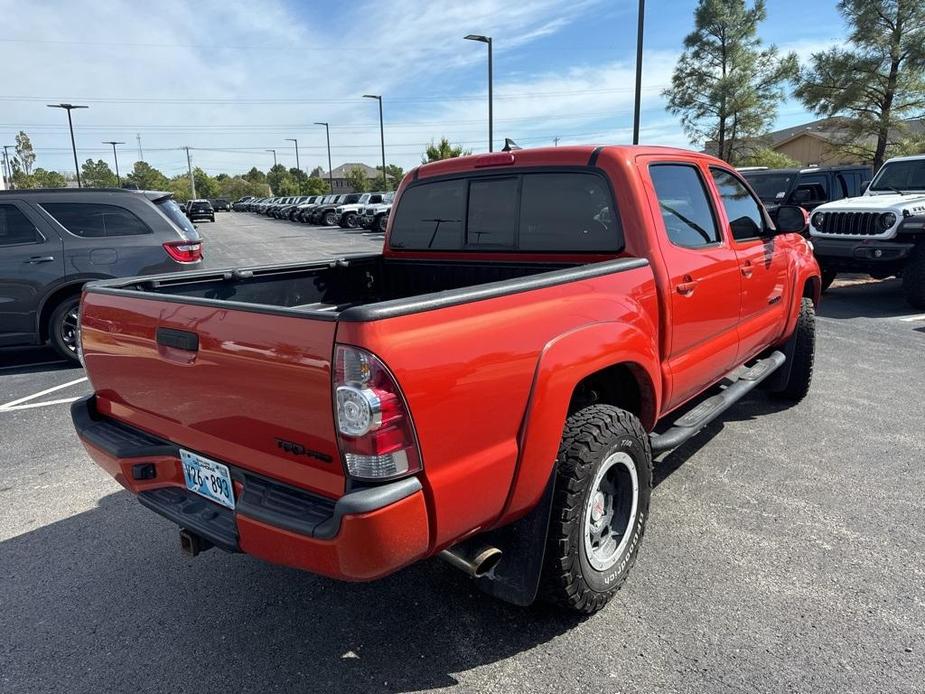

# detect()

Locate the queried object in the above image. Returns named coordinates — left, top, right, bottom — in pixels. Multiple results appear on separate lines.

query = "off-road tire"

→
left=343, top=212, right=358, bottom=229
left=903, top=243, right=925, bottom=309
left=48, top=295, right=81, bottom=363
left=376, top=214, right=388, bottom=233
left=820, top=269, right=837, bottom=293
left=323, top=211, right=337, bottom=226
left=771, top=298, right=815, bottom=402
left=540, top=405, right=652, bottom=614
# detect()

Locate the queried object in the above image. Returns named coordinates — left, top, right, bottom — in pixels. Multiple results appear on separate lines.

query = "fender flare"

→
left=35, top=275, right=112, bottom=337
left=499, top=320, right=661, bottom=524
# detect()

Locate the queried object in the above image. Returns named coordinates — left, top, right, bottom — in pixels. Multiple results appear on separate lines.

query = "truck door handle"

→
left=25, top=255, right=55, bottom=264
left=741, top=260, right=754, bottom=278
left=676, top=275, right=698, bottom=296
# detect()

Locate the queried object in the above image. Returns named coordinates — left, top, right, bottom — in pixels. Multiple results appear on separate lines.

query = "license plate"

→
left=180, top=449, right=235, bottom=509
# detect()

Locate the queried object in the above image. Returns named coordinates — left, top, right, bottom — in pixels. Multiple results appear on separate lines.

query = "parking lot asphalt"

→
left=1, top=215, right=923, bottom=693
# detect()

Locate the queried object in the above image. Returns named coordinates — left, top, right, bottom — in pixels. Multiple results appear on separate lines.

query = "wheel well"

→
left=39, top=283, right=85, bottom=341
left=803, top=276, right=821, bottom=306
left=568, top=363, right=656, bottom=430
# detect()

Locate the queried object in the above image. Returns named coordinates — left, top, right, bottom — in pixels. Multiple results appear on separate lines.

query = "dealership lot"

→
left=1, top=214, right=923, bottom=693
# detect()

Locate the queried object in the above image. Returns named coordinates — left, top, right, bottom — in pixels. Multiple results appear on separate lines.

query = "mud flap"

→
left=474, top=471, right=556, bottom=607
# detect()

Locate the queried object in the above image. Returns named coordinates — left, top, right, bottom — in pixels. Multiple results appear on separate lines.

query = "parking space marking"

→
left=0, top=376, right=88, bottom=413
left=898, top=313, right=925, bottom=322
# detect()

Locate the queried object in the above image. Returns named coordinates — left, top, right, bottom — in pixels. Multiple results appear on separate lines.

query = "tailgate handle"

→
left=156, top=328, right=199, bottom=352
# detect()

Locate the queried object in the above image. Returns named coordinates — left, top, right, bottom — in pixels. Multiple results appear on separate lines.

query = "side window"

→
left=0, top=204, right=41, bottom=246
left=41, top=202, right=152, bottom=238
left=388, top=179, right=465, bottom=249
left=790, top=174, right=828, bottom=204
left=467, top=177, right=518, bottom=248
left=709, top=168, right=766, bottom=241
left=649, top=164, right=721, bottom=248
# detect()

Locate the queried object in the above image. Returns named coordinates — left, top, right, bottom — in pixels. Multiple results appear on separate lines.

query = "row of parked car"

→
left=233, top=192, right=394, bottom=232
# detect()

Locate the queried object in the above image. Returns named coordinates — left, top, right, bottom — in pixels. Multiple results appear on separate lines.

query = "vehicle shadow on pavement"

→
left=818, top=278, right=915, bottom=319
left=0, top=491, right=584, bottom=693
left=0, top=346, right=73, bottom=376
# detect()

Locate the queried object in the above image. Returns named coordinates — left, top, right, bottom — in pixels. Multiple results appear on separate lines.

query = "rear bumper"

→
left=71, top=395, right=430, bottom=581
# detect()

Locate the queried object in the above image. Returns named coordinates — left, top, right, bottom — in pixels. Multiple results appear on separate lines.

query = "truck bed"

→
left=89, top=254, right=605, bottom=321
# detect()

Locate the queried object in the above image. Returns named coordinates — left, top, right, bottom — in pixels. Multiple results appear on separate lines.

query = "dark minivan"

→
left=0, top=188, right=203, bottom=361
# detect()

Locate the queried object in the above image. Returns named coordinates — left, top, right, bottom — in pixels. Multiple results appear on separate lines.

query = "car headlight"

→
left=880, top=212, right=897, bottom=230
left=811, top=212, right=825, bottom=229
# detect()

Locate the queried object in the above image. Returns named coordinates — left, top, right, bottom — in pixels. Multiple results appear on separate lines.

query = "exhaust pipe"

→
left=439, top=544, right=502, bottom=578
left=179, top=529, right=213, bottom=557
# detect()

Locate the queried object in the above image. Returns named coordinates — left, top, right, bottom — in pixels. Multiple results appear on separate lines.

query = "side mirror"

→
left=774, top=205, right=808, bottom=234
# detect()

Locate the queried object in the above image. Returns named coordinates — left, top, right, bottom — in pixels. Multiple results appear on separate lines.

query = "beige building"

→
left=319, top=162, right=380, bottom=193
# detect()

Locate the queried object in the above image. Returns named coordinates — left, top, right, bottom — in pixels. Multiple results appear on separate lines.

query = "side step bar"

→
left=650, top=350, right=786, bottom=454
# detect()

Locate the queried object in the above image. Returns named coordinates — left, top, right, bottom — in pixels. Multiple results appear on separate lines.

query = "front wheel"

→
left=770, top=298, right=815, bottom=402
left=376, top=215, right=388, bottom=233
left=343, top=212, right=358, bottom=229
left=541, top=405, right=652, bottom=614
left=49, top=295, right=81, bottom=363
left=323, top=211, right=337, bottom=226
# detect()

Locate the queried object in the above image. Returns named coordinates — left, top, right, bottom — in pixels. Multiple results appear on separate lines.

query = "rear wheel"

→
left=48, top=295, right=81, bottom=363
left=376, top=214, right=388, bottom=233
left=903, top=243, right=925, bottom=309
left=541, top=405, right=652, bottom=614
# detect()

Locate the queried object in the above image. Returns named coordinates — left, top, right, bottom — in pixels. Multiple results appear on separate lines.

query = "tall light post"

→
left=285, top=138, right=301, bottom=193
left=102, top=140, right=125, bottom=186
left=265, top=148, right=278, bottom=167
left=47, top=103, right=88, bottom=187
left=632, top=0, right=646, bottom=145
left=464, top=34, right=493, bottom=152
left=314, top=122, right=334, bottom=193
left=362, top=95, right=387, bottom=190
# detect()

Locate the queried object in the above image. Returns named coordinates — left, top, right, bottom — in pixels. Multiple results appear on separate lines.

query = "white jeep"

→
left=809, top=154, right=925, bottom=307
left=335, top=192, right=389, bottom=229
left=358, top=192, right=395, bottom=232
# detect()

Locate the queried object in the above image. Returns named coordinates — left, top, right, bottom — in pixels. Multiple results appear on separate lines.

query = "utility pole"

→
left=632, top=0, right=646, bottom=145
left=184, top=146, right=196, bottom=199
left=554, top=137, right=560, bottom=147
left=103, top=141, right=125, bottom=186
left=2, top=145, right=13, bottom=190
left=314, top=122, right=334, bottom=193
left=265, top=149, right=278, bottom=167
left=47, top=103, right=89, bottom=187
left=136, top=133, right=144, bottom=161
left=464, top=35, right=493, bottom=152
left=363, top=95, right=387, bottom=189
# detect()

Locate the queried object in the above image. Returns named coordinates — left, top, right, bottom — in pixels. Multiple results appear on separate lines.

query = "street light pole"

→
left=1, top=145, right=13, bottom=190
left=265, top=149, right=278, bottom=167
left=363, top=95, right=387, bottom=190
left=102, top=141, right=125, bottom=186
left=184, top=146, right=196, bottom=199
left=464, top=35, right=493, bottom=152
left=47, top=103, right=88, bottom=187
left=632, top=0, right=646, bottom=145
left=314, top=122, right=334, bottom=193
left=285, top=138, right=301, bottom=192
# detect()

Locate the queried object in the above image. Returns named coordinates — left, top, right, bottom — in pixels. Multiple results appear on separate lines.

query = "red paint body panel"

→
left=76, top=144, right=820, bottom=581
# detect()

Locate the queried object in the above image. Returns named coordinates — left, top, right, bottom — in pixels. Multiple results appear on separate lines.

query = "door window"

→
left=0, top=204, right=41, bottom=246
left=41, top=202, right=152, bottom=238
left=790, top=174, right=828, bottom=205
left=649, top=164, right=720, bottom=248
left=710, top=169, right=766, bottom=241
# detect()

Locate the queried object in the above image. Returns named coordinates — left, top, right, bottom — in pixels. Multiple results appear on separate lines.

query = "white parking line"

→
left=0, top=376, right=88, bottom=412
left=899, top=314, right=925, bottom=322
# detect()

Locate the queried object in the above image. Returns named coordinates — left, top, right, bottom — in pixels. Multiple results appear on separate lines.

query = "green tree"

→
left=81, top=159, right=119, bottom=187
left=371, top=164, right=405, bottom=190
left=32, top=168, right=67, bottom=188
left=289, top=167, right=309, bottom=194
left=304, top=177, right=329, bottom=195
left=267, top=164, right=296, bottom=195
left=243, top=166, right=267, bottom=184
left=345, top=166, right=368, bottom=193
left=422, top=138, right=471, bottom=163
left=796, top=0, right=925, bottom=170
left=168, top=174, right=194, bottom=203
left=15, top=131, right=35, bottom=175
left=125, top=161, right=169, bottom=190
left=664, top=0, right=798, bottom=164
left=192, top=167, right=219, bottom=199
left=309, top=165, right=325, bottom=179
left=739, top=147, right=800, bottom=168
left=218, top=176, right=268, bottom=200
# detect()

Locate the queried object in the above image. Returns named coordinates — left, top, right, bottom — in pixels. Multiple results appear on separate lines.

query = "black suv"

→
left=210, top=198, right=231, bottom=212
left=186, top=199, right=215, bottom=222
left=741, top=165, right=872, bottom=213
left=0, top=188, right=203, bottom=361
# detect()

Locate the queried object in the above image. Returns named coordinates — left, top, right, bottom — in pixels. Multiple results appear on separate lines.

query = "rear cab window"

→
left=41, top=202, right=152, bottom=238
left=389, top=171, right=622, bottom=253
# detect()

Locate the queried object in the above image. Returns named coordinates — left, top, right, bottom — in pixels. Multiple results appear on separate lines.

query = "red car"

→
left=72, top=146, right=819, bottom=614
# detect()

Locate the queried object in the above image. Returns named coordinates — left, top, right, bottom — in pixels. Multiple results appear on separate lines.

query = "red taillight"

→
left=163, top=241, right=203, bottom=263
left=333, top=345, right=421, bottom=481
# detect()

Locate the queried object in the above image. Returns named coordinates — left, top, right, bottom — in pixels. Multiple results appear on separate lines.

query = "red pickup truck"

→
left=72, top=146, right=820, bottom=614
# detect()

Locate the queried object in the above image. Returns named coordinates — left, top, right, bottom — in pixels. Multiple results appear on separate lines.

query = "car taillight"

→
left=163, top=241, right=203, bottom=263
left=333, top=345, right=421, bottom=481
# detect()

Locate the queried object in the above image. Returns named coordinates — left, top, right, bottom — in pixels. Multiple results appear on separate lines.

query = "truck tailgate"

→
left=80, top=290, right=344, bottom=498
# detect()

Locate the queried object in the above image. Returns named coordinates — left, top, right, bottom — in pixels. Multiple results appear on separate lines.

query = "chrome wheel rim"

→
left=61, top=305, right=80, bottom=354
left=583, top=451, right=639, bottom=571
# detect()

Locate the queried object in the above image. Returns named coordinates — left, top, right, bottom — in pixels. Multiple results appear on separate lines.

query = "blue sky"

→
left=0, top=0, right=845, bottom=179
